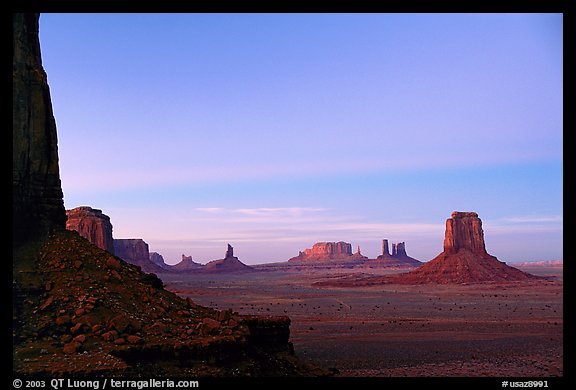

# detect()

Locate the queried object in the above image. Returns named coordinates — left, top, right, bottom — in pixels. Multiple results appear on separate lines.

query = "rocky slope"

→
left=14, top=230, right=314, bottom=376
left=66, top=206, right=115, bottom=254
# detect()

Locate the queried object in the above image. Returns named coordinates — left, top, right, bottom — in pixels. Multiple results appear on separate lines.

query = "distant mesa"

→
left=149, top=251, right=167, bottom=267
left=65, top=206, right=115, bottom=255
left=288, top=240, right=419, bottom=267
left=204, top=244, right=254, bottom=273
left=172, top=254, right=204, bottom=271
left=391, top=211, right=541, bottom=284
left=289, top=241, right=358, bottom=262
left=113, top=238, right=166, bottom=274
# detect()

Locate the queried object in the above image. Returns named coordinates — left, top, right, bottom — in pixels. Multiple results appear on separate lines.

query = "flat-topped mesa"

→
left=65, top=206, right=115, bottom=255
left=444, top=211, right=486, bottom=255
left=289, top=241, right=354, bottom=262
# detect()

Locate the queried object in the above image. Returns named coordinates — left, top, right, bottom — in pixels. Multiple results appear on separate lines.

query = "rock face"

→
left=289, top=241, right=355, bottom=262
left=149, top=252, right=167, bottom=268
left=444, top=211, right=486, bottom=255
left=65, top=207, right=115, bottom=255
left=13, top=13, right=66, bottom=245
left=204, top=244, right=254, bottom=273
left=392, top=211, right=539, bottom=284
left=172, top=254, right=204, bottom=271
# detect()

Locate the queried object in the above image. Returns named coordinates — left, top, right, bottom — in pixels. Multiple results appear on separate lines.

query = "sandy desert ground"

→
left=159, top=265, right=563, bottom=377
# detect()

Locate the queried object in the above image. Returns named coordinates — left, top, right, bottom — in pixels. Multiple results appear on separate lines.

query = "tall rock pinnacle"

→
left=13, top=13, right=66, bottom=244
left=392, top=211, right=539, bottom=284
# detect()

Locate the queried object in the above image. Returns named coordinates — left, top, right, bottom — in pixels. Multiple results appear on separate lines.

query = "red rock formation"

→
left=66, top=207, right=115, bottom=255
left=13, top=13, right=66, bottom=244
left=172, top=254, right=204, bottom=271
left=113, top=239, right=165, bottom=273
left=382, top=239, right=390, bottom=257
left=350, top=246, right=368, bottom=260
left=444, top=211, right=486, bottom=255
left=370, top=239, right=422, bottom=267
left=149, top=252, right=167, bottom=268
left=289, top=241, right=354, bottom=262
left=204, top=244, right=254, bottom=272
left=392, top=211, right=539, bottom=284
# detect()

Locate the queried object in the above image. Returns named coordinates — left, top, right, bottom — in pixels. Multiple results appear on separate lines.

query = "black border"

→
left=10, top=0, right=572, bottom=387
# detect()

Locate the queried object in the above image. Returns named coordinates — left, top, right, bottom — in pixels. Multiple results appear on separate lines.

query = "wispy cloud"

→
left=484, top=214, right=563, bottom=234
left=495, top=215, right=563, bottom=224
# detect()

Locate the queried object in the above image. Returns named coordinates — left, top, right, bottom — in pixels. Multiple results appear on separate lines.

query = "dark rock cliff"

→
left=13, top=13, right=66, bottom=245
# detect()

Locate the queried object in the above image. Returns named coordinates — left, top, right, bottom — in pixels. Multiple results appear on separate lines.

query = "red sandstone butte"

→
left=66, top=206, right=115, bottom=255
left=392, top=211, right=540, bottom=284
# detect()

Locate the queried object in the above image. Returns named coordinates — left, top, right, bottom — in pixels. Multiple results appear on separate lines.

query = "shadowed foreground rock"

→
left=14, top=231, right=320, bottom=376
left=13, top=13, right=66, bottom=245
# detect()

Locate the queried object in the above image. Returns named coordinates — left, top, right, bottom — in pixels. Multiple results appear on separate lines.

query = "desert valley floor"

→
left=160, top=265, right=563, bottom=377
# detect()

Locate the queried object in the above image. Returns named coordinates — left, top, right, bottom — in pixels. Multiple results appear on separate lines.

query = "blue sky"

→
left=39, top=13, right=563, bottom=264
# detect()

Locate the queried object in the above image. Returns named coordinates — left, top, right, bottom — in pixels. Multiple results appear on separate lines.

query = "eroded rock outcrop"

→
left=66, top=207, right=115, bottom=255
left=392, top=211, right=539, bottom=284
left=172, top=254, right=204, bottom=271
left=373, top=239, right=422, bottom=267
left=350, top=246, right=368, bottom=260
left=204, top=244, right=254, bottom=273
left=149, top=252, right=167, bottom=268
left=13, top=13, right=66, bottom=245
